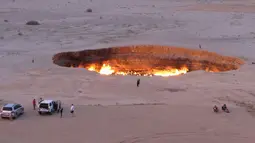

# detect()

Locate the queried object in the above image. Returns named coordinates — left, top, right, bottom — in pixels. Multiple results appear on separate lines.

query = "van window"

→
left=17, top=104, right=21, bottom=108
left=2, top=107, right=13, bottom=111
left=14, top=105, right=19, bottom=110
left=39, top=103, right=49, bottom=109
left=14, top=104, right=21, bottom=110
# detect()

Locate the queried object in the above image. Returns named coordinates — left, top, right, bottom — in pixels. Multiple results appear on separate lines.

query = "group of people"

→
left=32, top=98, right=75, bottom=118
left=213, top=104, right=229, bottom=113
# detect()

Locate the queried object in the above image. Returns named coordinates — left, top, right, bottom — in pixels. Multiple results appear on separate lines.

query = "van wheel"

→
left=11, top=113, right=16, bottom=120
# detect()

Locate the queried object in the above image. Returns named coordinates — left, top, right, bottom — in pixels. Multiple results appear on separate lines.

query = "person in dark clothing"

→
left=32, top=98, right=36, bottom=110
left=222, top=104, right=229, bottom=113
left=57, top=101, right=62, bottom=113
left=222, top=104, right=226, bottom=110
left=213, top=105, right=219, bottom=113
left=137, top=79, right=140, bottom=87
left=60, top=108, right=63, bottom=118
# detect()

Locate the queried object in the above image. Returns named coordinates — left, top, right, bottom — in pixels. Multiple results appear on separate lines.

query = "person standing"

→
left=137, top=79, right=140, bottom=87
left=60, top=107, right=63, bottom=118
left=70, top=104, right=74, bottom=117
left=32, top=98, right=36, bottom=110
left=38, top=97, right=43, bottom=104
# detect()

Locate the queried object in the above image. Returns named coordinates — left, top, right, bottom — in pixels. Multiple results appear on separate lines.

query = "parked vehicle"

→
left=0, top=103, right=24, bottom=120
left=38, top=100, right=61, bottom=115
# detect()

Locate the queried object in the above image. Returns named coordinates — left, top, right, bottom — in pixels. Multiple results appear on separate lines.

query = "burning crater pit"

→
left=52, top=45, right=244, bottom=77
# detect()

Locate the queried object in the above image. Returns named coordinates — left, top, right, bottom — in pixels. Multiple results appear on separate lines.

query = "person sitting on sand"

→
left=70, top=104, right=75, bottom=117
left=222, top=104, right=229, bottom=113
left=213, top=105, right=219, bottom=113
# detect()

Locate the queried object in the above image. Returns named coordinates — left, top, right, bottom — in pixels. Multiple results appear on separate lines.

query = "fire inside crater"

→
left=52, top=45, right=244, bottom=77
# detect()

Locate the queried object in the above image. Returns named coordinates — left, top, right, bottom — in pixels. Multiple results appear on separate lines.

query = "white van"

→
left=38, top=100, right=61, bottom=115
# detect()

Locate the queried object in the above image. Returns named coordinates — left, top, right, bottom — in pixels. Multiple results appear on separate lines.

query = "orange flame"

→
left=72, top=62, right=189, bottom=77
left=153, top=67, right=188, bottom=77
left=99, top=64, right=115, bottom=75
left=87, top=64, right=96, bottom=71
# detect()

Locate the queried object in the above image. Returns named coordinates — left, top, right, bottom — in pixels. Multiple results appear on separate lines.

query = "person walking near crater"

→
left=137, top=79, right=140, bottom=87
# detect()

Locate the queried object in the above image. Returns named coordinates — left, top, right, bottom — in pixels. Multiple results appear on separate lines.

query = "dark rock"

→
left=18, top=32, right=23, bottom=36
left=4, top=20, right=8, bottom=22
left=0, top=36, right=4, bottom=40
left=252, top=62, right=255, bottom=64
left=26, top=20, right=40, bottom=25
left=86, top=8, right=92, bottom=13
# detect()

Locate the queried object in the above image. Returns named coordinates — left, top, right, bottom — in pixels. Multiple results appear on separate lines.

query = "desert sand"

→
left=0, top=0, right=255, bottom=142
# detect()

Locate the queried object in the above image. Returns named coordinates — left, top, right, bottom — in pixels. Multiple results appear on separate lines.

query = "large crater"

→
left=52, top=45, right=244, bottom=77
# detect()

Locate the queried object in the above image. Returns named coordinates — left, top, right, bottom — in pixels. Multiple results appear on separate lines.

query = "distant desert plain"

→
left=1, top=0, right=255, bottom=143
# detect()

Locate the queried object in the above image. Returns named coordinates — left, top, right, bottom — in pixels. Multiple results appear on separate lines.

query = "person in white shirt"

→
left=70, top=104, right=74, bottom=117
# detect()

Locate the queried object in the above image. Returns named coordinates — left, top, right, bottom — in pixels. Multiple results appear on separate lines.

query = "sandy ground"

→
left=1, top=0, right=255, bottom=142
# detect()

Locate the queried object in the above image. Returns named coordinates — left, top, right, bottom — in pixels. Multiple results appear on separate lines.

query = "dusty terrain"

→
left=0, top=0, right=255, bottom=142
